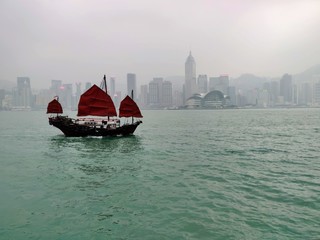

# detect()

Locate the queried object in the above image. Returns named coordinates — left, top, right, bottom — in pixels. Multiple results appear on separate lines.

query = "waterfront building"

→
left=162, top=81, right=173, bottom=107
left=114, top=91, right=121, bottom=108
left=209, top=77, right=218, bottom=91
left=293, top=84, right=298, bottom=105
left=236, top=92, right=247, bottom=107
left=0, top=89, right=5, bottom=110
left=299, top=82, right=312, bottom=106
left=50, top=80, right=62, bottom=94
left=185, top=90, right=226, bottom=109
left=13, top=77, right=33, bottom=109
left=148, top=78, right=163, bottom=107
left=268, top=81, right=279, bottom=106
left=186, top=94, right=203, bottom=108
left=34, top=89, right=52, bottom=110
left=313, top=76, right=320, bottom=106
left=147, top=78, right=173, bottom=108
left=257, top=89, right=270, bottom=108
left=75, top=83, right=81, bottom=108
left=127, top=73, right=137, bottom=100
left=246, top=89, right=259, bottom=106
left=173, top=90, right=183, bottom=107
left=197, top=75, right=208, bottom=93
left=209, top=75, right=229, bottom=94
left=227, top=86, right=237, bottom=106
left=139, top=84, right=148, bottom=109
left=60, top=83, right=73, bottom=110
left=203, top=91, right=225, bottom=108
left=280, top=74, right=292, bottom=104
left=109, top=77, right=116, bottom=100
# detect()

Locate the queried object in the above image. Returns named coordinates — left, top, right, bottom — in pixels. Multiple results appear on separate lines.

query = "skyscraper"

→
left=14, top=77, right=32, bottom=109
left=139, top=84, right=148, bottom=108
left=148, top=78, right=172, bottom=108
left=127, top=73, right=137, bottom=100
left=185, top=52, right=197, bottom=102
left=148, top=78, right=163, bottom=107
left=109, top=77, right=116, bottom=100
left=162, top=81, right=173, bottom=107
left=280, top=74, right=292, bottom=104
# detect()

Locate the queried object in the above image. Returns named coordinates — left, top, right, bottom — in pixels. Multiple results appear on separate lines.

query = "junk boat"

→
left=47, top=76, right=143, bottom=137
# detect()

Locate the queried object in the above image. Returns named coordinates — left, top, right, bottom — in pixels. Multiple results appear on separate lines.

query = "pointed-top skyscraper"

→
left=185, top=51, right=197, bottom=102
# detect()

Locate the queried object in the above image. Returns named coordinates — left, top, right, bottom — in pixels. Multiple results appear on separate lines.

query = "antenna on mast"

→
left=103, top=75, right=107, bottom=93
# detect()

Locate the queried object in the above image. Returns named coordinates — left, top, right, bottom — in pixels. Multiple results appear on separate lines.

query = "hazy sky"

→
left=1, top=0, right=320, bottom=89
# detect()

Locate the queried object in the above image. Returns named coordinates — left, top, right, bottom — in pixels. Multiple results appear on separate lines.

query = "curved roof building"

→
left=186, top=90, right=227, bottom=109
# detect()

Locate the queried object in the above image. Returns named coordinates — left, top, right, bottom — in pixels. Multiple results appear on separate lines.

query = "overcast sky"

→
left=1, top=0, right=320, bottom=89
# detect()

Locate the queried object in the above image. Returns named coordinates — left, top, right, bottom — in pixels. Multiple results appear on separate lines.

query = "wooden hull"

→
left=49, top=116, right=142, bottom=137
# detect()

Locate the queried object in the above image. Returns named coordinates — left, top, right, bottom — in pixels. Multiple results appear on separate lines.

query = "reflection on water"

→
left=48, top=135, right=144, bottom=193
left=49, top=135, right=143, bottom=155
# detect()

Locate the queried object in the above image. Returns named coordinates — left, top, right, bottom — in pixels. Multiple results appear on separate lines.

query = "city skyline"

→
left=2, top=58, right=320, bottom=111
left=1, top=0, right=320, bottom=89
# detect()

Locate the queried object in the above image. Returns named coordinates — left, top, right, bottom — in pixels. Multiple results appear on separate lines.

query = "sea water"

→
left=0, top=109, right=319, bottom=239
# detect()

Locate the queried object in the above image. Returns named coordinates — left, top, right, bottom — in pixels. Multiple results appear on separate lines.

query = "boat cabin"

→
left=76, top=118, right=120, bottom=129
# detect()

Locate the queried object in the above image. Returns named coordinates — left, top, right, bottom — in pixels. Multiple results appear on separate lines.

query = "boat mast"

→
left=103, top=75, right=110, bottom=120
left=131, top=90, right=134, bottom=124
left=103, top=75, right=107, bottom=93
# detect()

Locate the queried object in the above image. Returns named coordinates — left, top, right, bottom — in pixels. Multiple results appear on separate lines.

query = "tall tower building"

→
left=109, top=77, right=116, bottom=100
left=162, top=81, right=173, bottom=107
left=148, top=78, right=163, bottom=107
left=280, top=73, right=292, bottom=104
left=139, top=84, right=148, bottom=108
left=127, top=73, right=137, bottom=100
left=15, top=77, right=32, bottom=109
left=185, top=52, right=197, bottom=102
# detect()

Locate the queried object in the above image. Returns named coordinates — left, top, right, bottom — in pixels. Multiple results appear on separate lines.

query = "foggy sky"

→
left=1, top=0, right=320, bottom=89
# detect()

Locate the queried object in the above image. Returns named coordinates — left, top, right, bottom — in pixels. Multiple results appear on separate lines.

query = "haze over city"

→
left=1, top=0, right=320, bottom=90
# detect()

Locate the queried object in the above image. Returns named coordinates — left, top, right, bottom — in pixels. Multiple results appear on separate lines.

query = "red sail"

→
left=47, top=99, right=63, bottom=114
left=77, top=84, right=117, bottom=117
left=119, top=95, right=143, bottom=118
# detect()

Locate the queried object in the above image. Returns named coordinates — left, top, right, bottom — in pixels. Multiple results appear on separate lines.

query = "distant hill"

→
left=293, top=64, right=320, bottom=83
left=230, top=74, right=268, bottom=91
left=230, top=64, right=320, bottom=90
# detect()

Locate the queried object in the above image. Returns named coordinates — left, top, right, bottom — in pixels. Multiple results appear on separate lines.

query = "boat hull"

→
left=49, top=116, right=142, bottom=137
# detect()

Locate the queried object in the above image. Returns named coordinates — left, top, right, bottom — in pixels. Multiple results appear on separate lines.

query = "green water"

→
left=1, top=109, right=320, bottom=239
